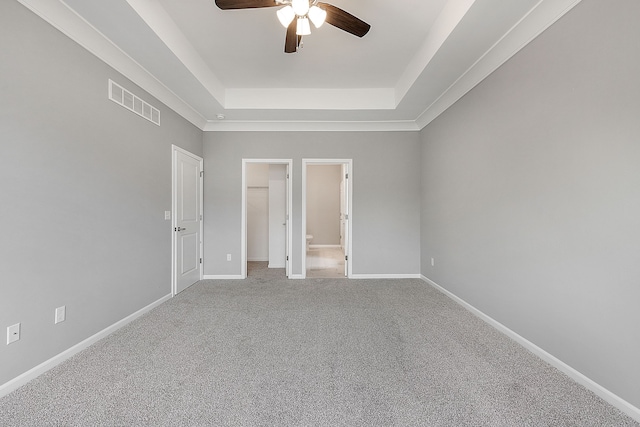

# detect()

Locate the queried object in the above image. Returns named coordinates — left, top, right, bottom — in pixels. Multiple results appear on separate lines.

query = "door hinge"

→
left=345, top=255, right=348, bottom=261
left=200, top=258, right=202, bottom=264
left=200, top=171, right=204, bottom=177
left=286, top=173, right=289, bottom=179
left=345, top=173, right=349, bottom=179
left=286, top=256, right=289, bottom=261
left=345, top=214, right=349, bottom=220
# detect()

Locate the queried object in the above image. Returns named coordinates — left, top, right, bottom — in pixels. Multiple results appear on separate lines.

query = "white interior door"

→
left=247, top=187, right=269, bottom=261
left=268, top=165, right=286, bottom=269
left=173, top=147, right=202, bottom=295
left=340, top=167, right=346, bottom=250
left=342, top=165, right=349, bottom=277
left=285, top=165, right=290, bottom=277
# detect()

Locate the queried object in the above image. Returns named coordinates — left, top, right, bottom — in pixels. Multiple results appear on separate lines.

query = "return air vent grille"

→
left=108, top=79, right=160, bottom=126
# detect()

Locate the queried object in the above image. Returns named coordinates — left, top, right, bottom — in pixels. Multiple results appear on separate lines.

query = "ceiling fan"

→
left=215, top=0, right=370, bottom=53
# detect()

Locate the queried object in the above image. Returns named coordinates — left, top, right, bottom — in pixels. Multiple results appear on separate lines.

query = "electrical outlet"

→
left=431, top=257, right=435, bottom=266
left=7, top=323, right=20, bottom=345
left=226, top=254, right=232, bottom=261
left=55, top=306, right=66, bottom=324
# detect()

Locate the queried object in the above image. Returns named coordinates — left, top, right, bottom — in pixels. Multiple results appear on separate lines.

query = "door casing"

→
left=302, top=159, right=353, bottom=278
left=241, top=159, right=293, bottom=279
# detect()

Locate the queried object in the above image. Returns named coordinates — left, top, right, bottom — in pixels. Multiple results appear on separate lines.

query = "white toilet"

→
left=306, top=234, right=313, bottom=252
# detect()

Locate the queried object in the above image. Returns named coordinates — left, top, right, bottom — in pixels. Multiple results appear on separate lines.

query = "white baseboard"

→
left=308, top=244, right=341, bottom=249
left=420, top=275, right=640, bottom=423
left=0, top=293, right=172, bottom=399
left=290, top=273, right=421, bottom=280
left=350, top=274, right=422, bottom=279
left=268, top=263, right=285, bottom=269
left=247, top=257, right=268, bottom=262
left=201, top=273, right=422, bottom=280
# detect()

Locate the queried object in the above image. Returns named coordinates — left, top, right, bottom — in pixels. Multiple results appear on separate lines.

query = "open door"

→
left=341, top=164, right=349, bottom=277
left=285, top=165, right=291, bottom=277
left=172, top=146, right=203, bottom=295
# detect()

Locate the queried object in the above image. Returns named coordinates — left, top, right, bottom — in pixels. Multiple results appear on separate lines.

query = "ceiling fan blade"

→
left=284, top=19, right=298, bottom=53
left=317, top=3, right=370, bottom=37
left=215, top=0, right=277, bottom=10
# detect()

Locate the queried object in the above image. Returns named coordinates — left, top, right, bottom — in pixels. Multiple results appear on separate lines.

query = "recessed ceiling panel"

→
left=157, top=0, right=450, bottom=89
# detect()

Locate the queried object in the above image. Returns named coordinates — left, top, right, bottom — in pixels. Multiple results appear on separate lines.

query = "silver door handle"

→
left=175, top=227, right=187, bottom=232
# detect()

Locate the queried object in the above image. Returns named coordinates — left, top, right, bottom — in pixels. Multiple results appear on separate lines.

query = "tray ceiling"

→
left=19, top=0, right=582, bottom=130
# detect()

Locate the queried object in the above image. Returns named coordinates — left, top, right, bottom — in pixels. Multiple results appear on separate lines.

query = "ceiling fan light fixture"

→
left=291, top=0, right=310, bottom=16
left=277, top=5, right=295, bottom=28
left=308, top=5, right=326, bottom=28
left=215, top=0, right=370, bottom=52
left=296, top=17, right=311, bottom=36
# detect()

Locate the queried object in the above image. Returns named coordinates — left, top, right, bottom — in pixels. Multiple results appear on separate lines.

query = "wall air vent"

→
left=108, top=79, right=160, bottom=126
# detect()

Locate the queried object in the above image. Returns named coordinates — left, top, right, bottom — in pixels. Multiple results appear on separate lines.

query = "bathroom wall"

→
left=306, top=165, right=342, bottom=246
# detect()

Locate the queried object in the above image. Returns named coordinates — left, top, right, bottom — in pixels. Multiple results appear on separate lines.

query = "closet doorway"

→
left=242, top=159, right=292, bottom=279
left=302, top=159, right=352, bottom=278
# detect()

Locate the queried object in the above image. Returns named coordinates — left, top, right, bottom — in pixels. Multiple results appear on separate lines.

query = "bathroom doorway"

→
left=302, top=159, right=352, bottom=278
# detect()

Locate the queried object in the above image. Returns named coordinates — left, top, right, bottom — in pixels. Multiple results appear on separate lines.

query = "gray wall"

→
left=420, top=0, right=640, bottom=408
left=307, top=165, right=341, bottom=245
left=203, top=132, right=421, bottom=276
left=0, top=1, right=202, bottom=386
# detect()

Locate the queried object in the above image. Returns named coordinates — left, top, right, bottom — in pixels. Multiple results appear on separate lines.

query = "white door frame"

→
left=171, top=145, right=204, bottom=296
left=241, top=159, right=293, bottom=279
left=302, top=159, right=353, bottom=278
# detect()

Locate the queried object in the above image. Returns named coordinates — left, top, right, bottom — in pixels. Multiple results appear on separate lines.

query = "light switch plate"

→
left=7, top=323, right=20, bottom=345
left=164, top=211, right=171, bottom=220
left=55, top=306, right=66, bottom=324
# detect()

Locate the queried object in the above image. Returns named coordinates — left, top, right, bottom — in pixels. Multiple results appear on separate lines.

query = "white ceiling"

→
left=19, top=0, right=582, bottom=131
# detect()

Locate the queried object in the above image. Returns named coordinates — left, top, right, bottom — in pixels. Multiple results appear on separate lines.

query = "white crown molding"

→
left=17, top=0, right=207, bottom=129
left=395, top=0, right=478, bottom=105
left=202, top=120, right=420, bottom=132
left=415, top=0, right=583, bottom=129
left=124, top=0, right=227, bottom=105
